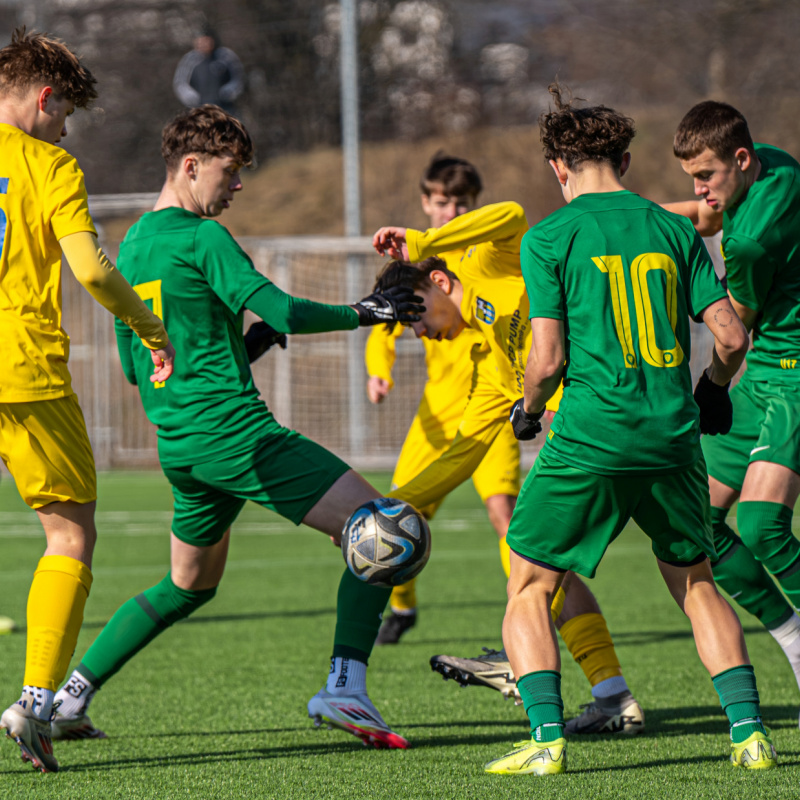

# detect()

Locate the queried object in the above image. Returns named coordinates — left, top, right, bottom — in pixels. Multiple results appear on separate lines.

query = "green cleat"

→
left=485, top=737, right=567, bottom=776
left=730, top=731, right=777, bottom=769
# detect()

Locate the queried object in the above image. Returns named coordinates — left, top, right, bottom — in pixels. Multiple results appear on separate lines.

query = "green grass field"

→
left=1, top=471, right=798, bottom=799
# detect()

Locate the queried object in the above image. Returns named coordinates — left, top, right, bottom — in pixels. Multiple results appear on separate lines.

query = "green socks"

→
left=517, top=670, right=564, bottom=742
left=712, top=665, right=766, bottom=743
left=738, top=501, right=800, bottom=608
left=710, top=506, right=794, bottom=630
left=332, top=567, right=392, bottom=664
left=79, top=573, right=216, bottom=687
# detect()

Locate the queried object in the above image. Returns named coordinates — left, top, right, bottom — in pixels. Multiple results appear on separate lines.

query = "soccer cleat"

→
left=51, top=710, right=107, bottom=741
left=308, top=689, right=408, bottom=749
left=375, top=611, right=417, bottom=645
left=1, top=692, right=58, bottom=773
left=485, top=737, right=567, bottom=776
left=730, top=731, right=777, bottom=769
left=564, top=691, right=645, bottom=736
left=430, top=647, right=521, bottom=702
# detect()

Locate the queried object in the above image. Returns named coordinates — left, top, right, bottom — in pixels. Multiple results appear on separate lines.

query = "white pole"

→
left=340, top=0, right=361, bottom=237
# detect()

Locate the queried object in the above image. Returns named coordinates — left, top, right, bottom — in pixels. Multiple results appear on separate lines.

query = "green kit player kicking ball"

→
left=485, top=85, right=776, bottom=777
left=665, top=102, right=800, bottom=720
left=50, top=105, right=424, bottom=750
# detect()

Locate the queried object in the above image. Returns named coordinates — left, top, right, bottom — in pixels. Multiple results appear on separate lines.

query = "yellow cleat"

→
left=485, top=737, right=567, bottom=776
left=730, top=731, right=777, bottom=769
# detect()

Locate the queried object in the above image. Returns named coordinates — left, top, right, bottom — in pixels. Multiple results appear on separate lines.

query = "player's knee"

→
left=145, top=574, right=217, bottom=627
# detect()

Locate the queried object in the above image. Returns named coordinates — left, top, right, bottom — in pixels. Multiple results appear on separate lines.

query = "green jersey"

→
left=722, top=143, right=800, bottom=383
left=523, top=190, right=726, bottom=475
left=114, top=207, right=357, bottom=468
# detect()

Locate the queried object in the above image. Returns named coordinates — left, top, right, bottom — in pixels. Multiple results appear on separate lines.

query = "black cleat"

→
left=376, top=611, right=417, bottom=645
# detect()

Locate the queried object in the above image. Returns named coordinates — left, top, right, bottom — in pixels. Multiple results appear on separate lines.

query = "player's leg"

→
left=0, top=397, right=97, bottom=773
left=703, top=382, right=800, bottom=693
left=639, top=460, right=776, bottom=768
left=376, top=418, right=448, bottom=644
left=658, top=558, right=775, bottom=768
left=52, top=530, right=229, bottom=739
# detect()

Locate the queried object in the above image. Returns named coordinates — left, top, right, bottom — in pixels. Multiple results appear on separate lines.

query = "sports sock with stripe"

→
left=517, top=670, right=564, bottom=742
left=712, top=664, right=767, bottom=744
left=24, top=555, right=93, bottom=692
left=78, top=572, right=216, bottom=687
left=710, top=505, right=794, bottom=629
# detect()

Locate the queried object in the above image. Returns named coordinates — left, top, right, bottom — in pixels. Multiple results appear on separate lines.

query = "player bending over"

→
left=366, top=153, right=526, bottom=646
left=50, top=105, right=423, bottom=750
left=484, top=84, right=774, bottom=777
left=664, top=102, right=800, bottom=719
left=0, top=29, right=174, bottom=773
left=370, top=201, right=643, bottom=733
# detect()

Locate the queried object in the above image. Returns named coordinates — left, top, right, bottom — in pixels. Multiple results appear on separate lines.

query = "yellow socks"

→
left=389, top=575, right=417, bottom=614
left=559, top=612, right=622, bottom=687
left=24, top=555, right=93, bottom=690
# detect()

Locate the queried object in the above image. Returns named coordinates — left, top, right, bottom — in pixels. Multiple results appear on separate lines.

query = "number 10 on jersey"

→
left=593, top=253, right=684, bottom=370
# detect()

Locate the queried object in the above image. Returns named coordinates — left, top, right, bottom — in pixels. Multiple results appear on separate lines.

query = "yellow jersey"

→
left=0, top=124, right=97, bottom=402
left=390, top=201, right=562, bottom=509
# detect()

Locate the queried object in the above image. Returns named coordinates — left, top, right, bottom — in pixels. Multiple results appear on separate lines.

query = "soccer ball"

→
left=341, top=498, right=431, bottom=587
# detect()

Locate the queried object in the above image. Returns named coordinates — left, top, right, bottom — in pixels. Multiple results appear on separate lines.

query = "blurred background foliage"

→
left=2, top=0, right=798, bottom=230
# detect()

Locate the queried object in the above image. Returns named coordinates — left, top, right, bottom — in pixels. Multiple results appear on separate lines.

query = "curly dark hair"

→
left=0, top=27, right=97, bottom=108
left=161, top=104, right=254, bottom=171
left=539, top=83, right=635, bottom=170
left=673, top=101, right=754, bottom=162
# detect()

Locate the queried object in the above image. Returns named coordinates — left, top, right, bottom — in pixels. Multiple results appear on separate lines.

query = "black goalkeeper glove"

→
left=693, top=370, right=733, bottom=435
left=244, top=321, right=287, bottom=363
left=353, top=285, right=425, bottom=327
left=509, top=398, right=545, bottom=441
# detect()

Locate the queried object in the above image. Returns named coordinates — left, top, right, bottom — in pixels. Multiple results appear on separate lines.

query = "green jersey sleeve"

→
left=687, top=230, right=728, bottom=321
left=244, top=283, right=359, bottom=334
left=113, top=316, right=137, bottom=385
left=722, top=233, right=775, bottom=311
left=194, top=220, right=271, bottom=313
left=521, top=226, right=564, bottom=319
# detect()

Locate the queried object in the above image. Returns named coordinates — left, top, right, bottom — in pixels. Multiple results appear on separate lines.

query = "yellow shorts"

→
left=0, top=395, right=96, bottom=509
left=392, top=415, right=520, bottom=518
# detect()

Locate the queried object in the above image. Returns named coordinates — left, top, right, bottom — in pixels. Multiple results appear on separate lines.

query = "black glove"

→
left=693, top=370, right=732, bottom=435
left=244, top=321, right=287, bottom=363
left=353, top=285, right=425, bottom=327
left=509, top=398, right=545, bottom=441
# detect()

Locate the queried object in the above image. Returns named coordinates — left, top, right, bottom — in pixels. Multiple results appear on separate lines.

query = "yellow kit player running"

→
left=0, top=29, right=174, bottom=773
left=372, top=203, right=644, bottom=734
left=366, top=154, right=521, bottom=644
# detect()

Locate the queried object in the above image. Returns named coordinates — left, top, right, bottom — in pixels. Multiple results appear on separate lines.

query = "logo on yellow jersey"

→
left=476, top=297, right=495, bottom=324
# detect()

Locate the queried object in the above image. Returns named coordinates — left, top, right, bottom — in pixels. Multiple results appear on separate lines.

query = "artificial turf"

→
left=1, top=470, right=798, bottom=799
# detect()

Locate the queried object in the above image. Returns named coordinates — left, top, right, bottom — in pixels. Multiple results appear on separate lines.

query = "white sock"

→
left=326, top=657, right=367, bottom=695
left=389, top=607, right=416, bottom=617
left=53, top=670, right=97, bottom=718
left=21, top=686, right=55, bottom=721
left=769, top=613, right=800, bottom=690
left=591, top=676, right=630, bottom=700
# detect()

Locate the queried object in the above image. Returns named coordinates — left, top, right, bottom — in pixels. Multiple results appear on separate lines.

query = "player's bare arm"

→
left=662, top=200, right=723, bottom=237
left=523, top=317, right=565, bottom=414
left=726, top=292, right=758, bottom=333
left=701, top=296, right=749, bottom=385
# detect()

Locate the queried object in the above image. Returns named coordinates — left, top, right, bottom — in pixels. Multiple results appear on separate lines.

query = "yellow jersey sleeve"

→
left=388, top=347, right=511, bottom=510
left=364, top=324, right=403, bottom=386
left=60, top=232, right=170, bottom=351
left=406, top=202, right=527, bottom=265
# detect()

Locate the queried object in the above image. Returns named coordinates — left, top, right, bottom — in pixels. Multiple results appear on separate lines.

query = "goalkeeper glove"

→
left=693, top=370, right=732, bottom=435
left=509, top=398, right=545, bottom=441
left=244, top=321, right=287, bottom=363
left=353, top=285, right=425, bottom=326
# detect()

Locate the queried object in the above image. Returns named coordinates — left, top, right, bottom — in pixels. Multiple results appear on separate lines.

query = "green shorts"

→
left=163, top=427, right=350, bottom=547
left=701, top=377, right=800, bottom=492
left=506, top=447, right=715, bottom=578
